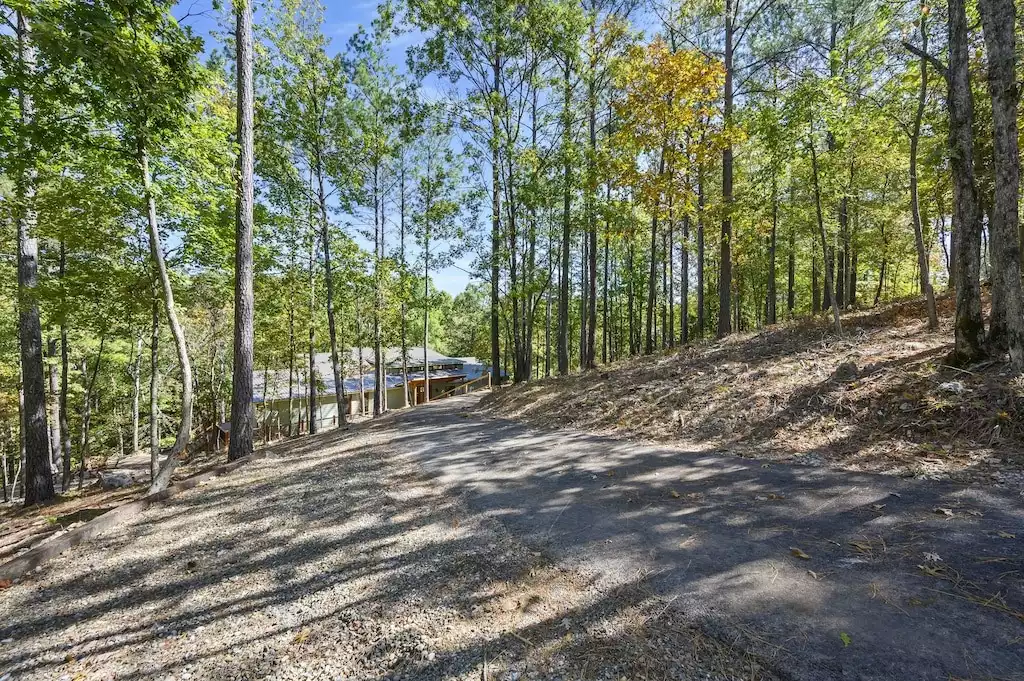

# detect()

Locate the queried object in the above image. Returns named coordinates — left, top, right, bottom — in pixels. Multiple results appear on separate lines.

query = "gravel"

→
left=0, top=424, right=774, bottom=681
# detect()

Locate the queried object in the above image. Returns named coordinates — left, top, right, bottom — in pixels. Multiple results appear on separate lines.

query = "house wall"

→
left=262, top=386, right=412, bottom=428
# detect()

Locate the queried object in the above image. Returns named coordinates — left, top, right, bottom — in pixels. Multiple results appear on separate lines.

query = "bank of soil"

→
left=480, top=294, right=1024, bottom=488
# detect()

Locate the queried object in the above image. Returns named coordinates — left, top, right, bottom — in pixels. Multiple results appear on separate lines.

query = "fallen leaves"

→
left=0, top=579, right=12, bottom=591
left=790, top=547, right=811, bottom=560
left=839, top=632, right=852, bottom=647
left=934, top=507, right=954, bottom=517
left=669, top=489, right=681, bottom=499
left=292, top=628, right=311, bottom=645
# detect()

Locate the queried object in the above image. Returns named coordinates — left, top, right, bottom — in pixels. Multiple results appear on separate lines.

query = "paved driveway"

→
left=384, top=394, right=1024, bottom=681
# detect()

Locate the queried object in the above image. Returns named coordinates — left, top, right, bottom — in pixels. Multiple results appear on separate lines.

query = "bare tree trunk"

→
left=766, top=173, right=778, bottom=324
left=718, top=0, right=735, bottom=338
left=229, top=0, right=256, bottom=460
left=978, top=0, right=1024, bottom=369
left=399, top=157, right=410, bottom=407
left=424, top=235, right=431, bottom=403
left=149, top=296, right=160, bottom=481
left=558, top=56, right=572, bottom=375
left=490, top=49, right=502, bottom=386
left=307, top=188, right=318, bottom=434
left=809, top=139, right=842, bottom=335
left=15, top=11, right=53, bottom=507
left=318, top=163, right=346, bottom=426
left=139, top=143, right=193, bottom=493
left=78, top=336, right=105, bottom=489
left=909, top=5, right=939, bottom=330
left=696, top=164, right=705, bottom=337
left=47, top=338, right=60, bottom=474
left=945, top=0, right=987, bottom=363
left=585, top=50, right=598, bottom=370
left=646, top=152, right=665, bottom=354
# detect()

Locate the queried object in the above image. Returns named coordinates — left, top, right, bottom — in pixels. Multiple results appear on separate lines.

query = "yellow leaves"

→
left=609, top=38, right=725, bottom=201
left=790, top=547, right=811, bottom=560
left=292, top=628, right=311, bottom=645
left=669, top=489, right=681, bottom=498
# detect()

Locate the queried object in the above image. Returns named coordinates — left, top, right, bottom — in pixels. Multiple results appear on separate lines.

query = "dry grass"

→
left=480, top=293, right=1024, bottom=485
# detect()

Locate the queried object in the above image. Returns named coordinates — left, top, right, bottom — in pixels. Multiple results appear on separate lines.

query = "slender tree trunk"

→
left=139, top=143, right=193, bottom=493
left=307, top=180, right=318, bottom=434
left=318, top=163, right=346, bottom=426
left=47, top=338, right=60, bottom=473
left=229, top=0, right=256, bottom=460
left=287, top=282, right=295, bottom=436
left=585, top=45, right=598, bottom=370
left=646, top=153, right=664, bottom=354
left=909, top=6, right=939, bottom=330
left=947, top=0, right=987, bottom=363
left=15, top=11, right=52, bottom=506
left=767, top=174, right=778, bottom=325
left=809, top=140, right=842, bottom=335
left=149, top=296, right=160, bottom=480
left=78, top=336, right=106, bottom=489
left=372, top=162, right=384, bottom=417
left=718, top=0, right=735, bottom=338
left=399, top=159, right=410, bottom=407
left=129, top=334, right=141, bottom=455
left=424, top=232, right=431, bottom=403
left=978, top=0, right=1024, bottom=368
left=558, top=56, right=572, bottom=375
left=681, top=206, right=690, bottom=345
left=58, top=244, right=71, bottom=489
left=696, top=165, right=705, bottom=338
left=490, top=50, right=502, bottom=386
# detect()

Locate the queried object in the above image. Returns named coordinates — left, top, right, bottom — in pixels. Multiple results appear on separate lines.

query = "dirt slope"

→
left=480, top=294, right=1024, bottom=486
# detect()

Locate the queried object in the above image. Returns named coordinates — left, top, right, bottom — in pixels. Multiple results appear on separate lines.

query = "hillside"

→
left=479, top=294, right=1024, bottom=487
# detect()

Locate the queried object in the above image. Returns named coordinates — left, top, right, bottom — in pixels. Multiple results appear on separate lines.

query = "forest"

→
left=2, top=0, right=1022, bottom=508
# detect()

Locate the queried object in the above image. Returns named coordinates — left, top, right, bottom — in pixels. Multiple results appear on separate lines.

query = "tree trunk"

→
left=307, top=177, right=318, bottom=434
left=15, top=11, right=53, bottom=507
left=229, top=0, right=256, bottom=460
left=399, top=159, right=410, bottom=407
left=149, top=296, right=160, bottom=480
left=978, top=0, right=1024, bottom=368
left=646, top=152, right=665, bottom=354
left=372, top=162, right=384, bottom=417
left=47, top=338, right=60, bottom=473
left=718, top=0, right=735, bottom=338
left=585, top=46, right=598, bottom=370
left=139, top=143, right=193, bottom=493
left=809, top=140, right=842, bottom=335
left=490, top=50, right=502, bottom=386
left=558, top=56, right=572, bottom=375
left=681, top=207, right=690, bottom=344
left=319, top=163, right=346, bottom=426
left=424, top=232, right=431, bottom=403
left=768, top=173, right=778, bottom=325
left=909, top=6, right=940, bottom=330
left=946, top=0, right=987, bottom=363
left=78, top=336, right=106, bottom=489
left=128, top=334, right=141, bottom=455
left=696, top=164, right=705, bottom=337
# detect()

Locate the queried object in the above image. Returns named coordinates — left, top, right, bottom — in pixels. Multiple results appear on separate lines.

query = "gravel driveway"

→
left=0, top=416, right=771, bottom=681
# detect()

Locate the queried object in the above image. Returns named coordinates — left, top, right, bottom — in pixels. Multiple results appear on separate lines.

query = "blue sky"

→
left=175, top=0, right=476, bottom=296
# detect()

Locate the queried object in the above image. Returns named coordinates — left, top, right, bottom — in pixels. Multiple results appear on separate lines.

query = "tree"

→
left=977, top=0, right=1024, bottom=369
left=228, top=0, right=256, bottom=461
left=13, top=8, right=54, bottom=505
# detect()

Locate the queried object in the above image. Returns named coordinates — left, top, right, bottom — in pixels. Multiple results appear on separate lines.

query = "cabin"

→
left=252, top=347, right=489, bottom=435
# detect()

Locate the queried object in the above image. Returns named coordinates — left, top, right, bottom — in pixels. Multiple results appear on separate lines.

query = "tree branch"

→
left=902, top=41, right=947, bottom=82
